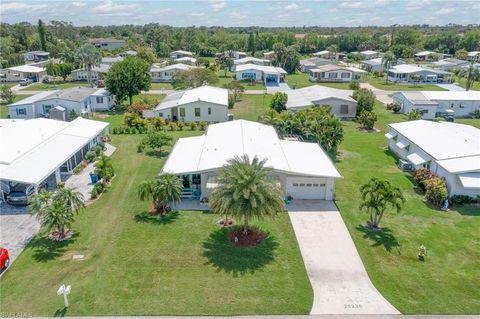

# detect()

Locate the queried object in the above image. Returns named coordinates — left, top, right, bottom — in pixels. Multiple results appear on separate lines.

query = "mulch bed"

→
left=48, top=230, right=74, bottom=241
left=229, top=227, right=266, bottom=247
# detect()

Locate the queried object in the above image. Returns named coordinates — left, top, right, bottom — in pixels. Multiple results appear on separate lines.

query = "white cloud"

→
left=434, top=7, right=455, bottom=15
left=339, top=0, right=390, bottom=9
left=230, top=12, right=247, bottom=20
left=1, top=2, right=47, bottom=12
left=207, top=0, right=227, bottom=11
left=285, top=3, right=301, bottom=10
left=191, top=12, right=206, bottom=17
left=406, top=0, right=432, bottom=11
left=72, top=2, right=87, bottom=7
left=93, top=0, right=142, bottom=15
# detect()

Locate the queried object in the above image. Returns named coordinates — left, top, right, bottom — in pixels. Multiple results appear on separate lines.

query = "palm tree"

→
left=381, top=51, right=397, bottom=84
left=74, top=43, right=101, bottom=87
left=326, top=45, right=338, bottom=61
left=30, top=188, right=85, bottom=239
left=460, top=62, right=480, bottom=91
left=359, top=178, right=405, bottom=229
left=95, top=153, right=114, bottom=182
left=209, top=155, right=284, bottom=235
left=138, top=174, right=183, bottom=215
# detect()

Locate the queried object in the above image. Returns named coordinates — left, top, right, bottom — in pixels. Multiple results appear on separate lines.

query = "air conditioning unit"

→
left=398, top=159, right=414, bottom=172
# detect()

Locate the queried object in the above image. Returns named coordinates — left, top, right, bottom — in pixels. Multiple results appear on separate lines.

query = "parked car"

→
left=0, top=247, right=10, bottom=272
left=19, top=78, right=32, bottom=86
left=97, top=80, right=105, bottom=88
left=6, top=191, right=32, bottom=206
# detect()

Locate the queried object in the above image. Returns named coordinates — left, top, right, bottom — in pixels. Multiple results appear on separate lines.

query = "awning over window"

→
left=385, top=132, right=397, bottom=139
left=458, top=173, right=480, bottom=189
left=395, top=141, right=409, bottom=149
left=407, top=153, right=428, bottom=166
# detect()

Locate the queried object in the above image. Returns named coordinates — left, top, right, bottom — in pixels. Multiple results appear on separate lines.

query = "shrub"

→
left=414, top=168, right=436, bottom=192
left=425, top=177, right=449, bottom=207
left=270, top=92, right=288, bottom=112
left=149, top=117, right=165, bottom=130
left=137, top=143, right=144, bottom=153
left=94, top=181, right=105, bottom=194
left=73, top=166, right=82, bottom=174
left=450, top=195, right=478, bottom=205
left=352, top=88, right=375, bottom=114
left=91, top=144, right=103, bottom=155
left=386, top=103, right=393, bottom=111
left=349, top=80, right=360, bottom=90
left=126, top=102, right=150, bottom=115
left=112, top=127, right=118, bottom=134
left=90, top=187, right=98, bottom=199
left=189, top=121, right=197, bottom=130
left=357, top=110, right=377, bottom=130
left=470, top=109, right=480, bottom=119
left=177, top=121, right=185, bottom=131
left=408, top=109, right=423, bottom=121
left=199, top=121, right=208, bottom=130
left=168, top=122, right=177, bottom=131
left=392, top=102, right=402, bottom=113
left=84, top=150, right=96, bottom=163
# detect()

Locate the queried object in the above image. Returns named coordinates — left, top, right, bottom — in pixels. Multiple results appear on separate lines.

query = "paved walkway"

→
left=287, top=200, right=399, bottom=315
left=266, top=82, right=291, bottom=93
left=437, top=83, right=466, bottom=91
left=359, top=83, right=393, bottom=105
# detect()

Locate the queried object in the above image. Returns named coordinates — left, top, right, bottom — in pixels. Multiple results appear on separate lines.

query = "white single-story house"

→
left=414, top=51, right=450, bottom=61
left=360, top=58, right=384, bottom=72
left=431, top=58, right=469, bottom=70
left=386, top=120, right=479, bottom=197
left=162, top=120, right=342, bottom=201
left=71, top=63, right=111, bottom=81
left=23, top=51, right=50, bottom=62
left=300, top=57, right=332, bottom=72
left=309, top=64, right=365, bottom=82
left=88, top=38, right=126, bottom=50
left=228, top=51, right=248, bottom=59
left=143, top=86, right=228, bottom=123
left=232, top=57, right=271, bottom=71
left=312, top=50, right=330, bottom=59
left=174, top=56, right=197, bottom=65
left=101, top=56, right=124, bottom=65
left=150, top=63, right=195, bottom=82
left=285, top=85, right=357, bottom=119
left=8, top=87, right=114, bottom=119
left=392, top=91, right=480, bottom=119
left=170, top=50, right=194, bottom=59
left=0, top=117, right=109, bottom=200
left=235, top=64, right=287, bottom=86
left=387, top=64, right=452, bottom=83
left=467, top=51, right=480, bottom=62
left=0, top=64, right=47, bottom=82
left=360, top=50, right=379, bottom=59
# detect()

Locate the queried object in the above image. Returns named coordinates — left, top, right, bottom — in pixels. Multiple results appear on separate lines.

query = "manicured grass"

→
left=366, top=76, right=447, bottom=91
left=0, top=83, right=15, bottom=89
left=20, top=81, right=90, bottom=91
left=0, top=95, right=32, bottom=118
left=317, top=82, right=352, bottom=90
left=285, top=72, right=312, bottom=88
left=455, top=118, right=480, bottom=128
left=335, top=101, right=480, bottom=313
left=453, top=77, right=480, bottom=91
left=149, top=82, right=174, bottom=90
left=229, top=94, right=272, bottom=121
left=0, top=132, right=312, bottom=316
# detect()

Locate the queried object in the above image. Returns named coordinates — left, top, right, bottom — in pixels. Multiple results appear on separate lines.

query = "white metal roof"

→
left=422, top=91, right=480, bottom=101
left=7, top=65, right=46, bottom=73
left=234, top=57, right=270, bottom=65
left=171, top=50, right=193, bottom=56
left=313, top=50, right=329, bottom=56
left=286, top=85, right=355, bottom=109
left=389, top=120, right=480, bottom=161
left=437, top=155, right=480, bottom=173
left=415, top=51, right=436, bottom=56
left=458, top=173, right=480, bottom=189
left=0, top=118, right=108, bottom=185
left=235, top=63, right=287, bottom=74
left=175, top=57, right=197, bottom=63
left=162, top=120, right=342, bottom=178
left=151, top=63, right=193, bottom=72
left=0, top=119, right=24, bottom=127
left=362, top=58, right=383, bottom=66
left=468, top=51, right=480, bottom=57
left=154, top=86, right=228, bottom=111
left=9, top=91, right=58, bottom=106
left=389, top=64, right=426, bottom=73
left=360, top=50, right=377, bottom=55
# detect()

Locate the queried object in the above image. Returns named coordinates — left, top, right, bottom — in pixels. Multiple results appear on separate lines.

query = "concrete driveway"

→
left=360, top=83, right=393, bottom=105
left=288, top=200, right=399, bottom=315
left=437, top=83, right=466, bottom=91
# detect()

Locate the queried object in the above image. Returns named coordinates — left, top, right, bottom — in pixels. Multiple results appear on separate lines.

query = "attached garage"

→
left=286, top=177, right=327, bottom=200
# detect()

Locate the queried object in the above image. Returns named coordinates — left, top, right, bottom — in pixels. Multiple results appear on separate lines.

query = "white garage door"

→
left=286, top=177, right=327, bottom=200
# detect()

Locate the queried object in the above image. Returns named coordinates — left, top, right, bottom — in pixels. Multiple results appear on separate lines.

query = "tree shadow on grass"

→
left=202, top=228, right=278, bottom=276
left=145, top=150, right=170, bottom=158
left=453, top=205, right=480, bottom=217
left=53, top=307, right=68, bottom=317
left=356, top=225, right=401, bottom=255
left=29, top=232, right=80, bottom=263
left=134, top=210, right=179, bottom=225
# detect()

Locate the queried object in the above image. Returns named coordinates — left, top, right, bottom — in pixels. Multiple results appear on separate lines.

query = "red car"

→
left=0, top=247, right=10, bottom=271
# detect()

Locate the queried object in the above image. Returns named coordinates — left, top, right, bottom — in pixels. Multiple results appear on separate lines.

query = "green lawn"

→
left=229, top=94, right=272, bottom=121
left=317, top=82, right=352, bottom=89
left=20, top=81, right=90, bottom=91
left=453, top=77, right=480, bottom=91
left=0, top=132, right=312, bottom=316
left=149, top=82, right=174, bottom=90
left=0, top=95, right=32, bottom=118
left=366, top=76, right=447, bottom=91
left=455, top=118, right=480, bottom=128
left=285, top=72, right=312, bottom=89
left=0, top=83, right=15, bottom=89
left=335, top=101, right=480, bottom=313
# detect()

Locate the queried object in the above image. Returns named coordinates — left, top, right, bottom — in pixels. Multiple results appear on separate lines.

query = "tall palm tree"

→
left=460, top=62, right=480, bottom=91
left=209, top=155, right=284, bottom=235
left=138, top=174, right=183, bottom=215
left=359, top=178, right=405, bottom=229
left=326, top=44, right=338, bottom=61
left=381, top=51, right=397, bottom=84
left=74, top=43, right=101, bottom=87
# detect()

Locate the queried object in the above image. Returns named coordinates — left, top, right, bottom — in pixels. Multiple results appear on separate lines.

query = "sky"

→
left=1, top=0, right=479, bottom=27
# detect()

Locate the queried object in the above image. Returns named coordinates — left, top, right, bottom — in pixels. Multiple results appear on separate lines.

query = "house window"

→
left=340, top=105, right=349, bottom=114
left=341, top=72, right=351, bottom=78
left=328, top=72, right=337, bottom=79
left=242, top=72, right=256, bottom=80
left=16, top=108, right=27, bottom=115
left=306, top=183, right=312, bottom=187
left=319, top=183, right=326, bottom=187
left=293, top=183, right=299, bottom=187
left=208, top=107, right=211, bottom=115
left=313, top=184, right=319, bottom=187
left=42, top=105, right=53, bottom=114
left=299, top=183, right=305, bottom=187
left=194, top=108, right=201, bottom=117
left=96, top=97, right=103, bottom=103
left=179, top=108, right=186, bottom=117
left=159, top=112, right=163, bottom=117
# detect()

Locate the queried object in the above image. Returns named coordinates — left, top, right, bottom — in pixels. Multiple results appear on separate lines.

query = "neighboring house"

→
left=170, top=50, right=194, bottom=59
left=23, top=51, right=50, bottom=62
left=285, top=85, right=357, bottom=119
left=392, top=91, right=480, bottom=119
left=0, top=117, right=109, bottom=200
left=71, top=64, right=111, bottom=81
left=150, top=63, right=195, bottom=82
left=386, top=120, right=479, bottom=197
left=360, top=58, right=405, bottom=72
left=359, top=50, right=379, bottom=59
left=88, top=38, right=126, bottom=50
left=263, top=51, right=275, bottom=59
left=300, top=57, right=331, bottom=72
left=387, top=64, right=452, bottom=83
left=235, top=64, right=287, bottom=86
left=309, top=64, right=365, bottom=82
left=162, top=120, right=342, bottom=201
left=232, top=57, right=271, bottom=71
left=0, top=65, right=46, bottom=82
left=467, top=51, right=480, bottom=62
left=120, top=50, right=137, bottom=57
left=312, top=50, right=330, bottom=58
left=143, top=86, right=228, bottom=123
left=414, top=51, right=449, bottom=61
left=101, top=56, right=124, bottom=65
left=431, top=58, right=469, bottom=70
left=216, top=51, right=248, bottom=60
left=174, top=56, right=197, bottom=65
left=8, top=87, right=114, bottom=119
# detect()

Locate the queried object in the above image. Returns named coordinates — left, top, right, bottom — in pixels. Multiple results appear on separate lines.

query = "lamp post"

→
left=57, top=284, right=71, bottom=308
